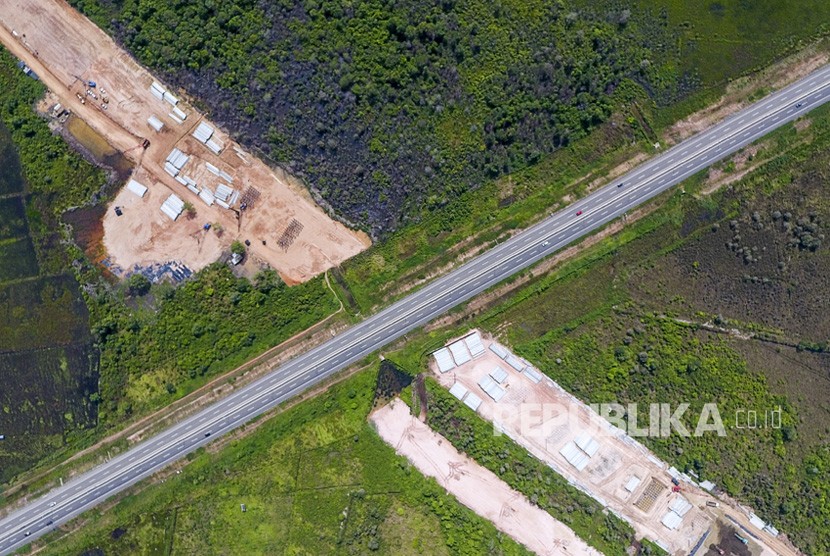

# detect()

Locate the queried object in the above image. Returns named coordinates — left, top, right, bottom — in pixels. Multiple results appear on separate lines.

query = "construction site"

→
left=0, top=0, right=370, bottom=284
left=429, top=331, right=793, bottom=556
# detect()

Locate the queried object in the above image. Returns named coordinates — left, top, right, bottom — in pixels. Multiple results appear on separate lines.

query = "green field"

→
left=38, top=369, right=531, bottom=556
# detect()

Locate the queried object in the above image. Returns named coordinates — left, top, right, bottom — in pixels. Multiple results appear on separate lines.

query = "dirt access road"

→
left=0, top=0, right=369, bottom=283
left=372, top=399, right=602, bottom=556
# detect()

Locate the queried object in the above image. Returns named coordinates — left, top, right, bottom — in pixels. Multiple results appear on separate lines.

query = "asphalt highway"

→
left=3, top=64, right=830, bottom=554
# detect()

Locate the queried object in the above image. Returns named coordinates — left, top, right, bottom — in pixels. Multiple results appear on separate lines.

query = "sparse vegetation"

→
left=38, top=370, right=531, bottom=556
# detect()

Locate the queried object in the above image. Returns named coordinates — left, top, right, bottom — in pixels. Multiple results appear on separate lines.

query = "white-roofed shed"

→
left=192, top=122, right=214, bottom=143
left=661, top=511, right=683, bottom=530
left=464, top=332, right=485, bottom=357
left=126, top=179, right=147, bottom=198
left=147, top=115, right=164, bottom=132
left=575, top=433, right=600, bottom=457
left=449, top=382, right=468, bottom=401
left=523, top=366, right=543, bottom=383
left=433, top=348, right=455, bottom=373
left=463, top=393, right=482, bottom=412
left=669, top=496, right=693, bottom=517
left=490, top=366, right=508, bottom=384
left=624, top=476, right=641, bottom=493
left=449, top=341, right=471, bottom=366
left=489, top=343, right=508, bottom=359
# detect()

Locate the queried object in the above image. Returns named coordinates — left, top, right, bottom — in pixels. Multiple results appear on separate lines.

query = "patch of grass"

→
left=39, top=370, right=531, bottom=556
left=0, top=237, right=38, bottom=281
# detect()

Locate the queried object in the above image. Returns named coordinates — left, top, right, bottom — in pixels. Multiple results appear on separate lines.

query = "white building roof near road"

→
left=764, top=524, right=779, bottom=537
left=160, top=194, right=184, bottom=221
left=478, top=375, right=506, bottom=402
left=164, top=162, right=179, bottom=177
left=463, top=392, right=482, bottom=412
left=172, top=106, right=187, bottom=121
left=624, top=476, right=642, bottom=493
left=433, top=348, right=455, bottom=373
left=523, top=366, right=543, bottom=383
left=147, top=115, right=164, bottom=132
left=449, top=382, right=468, bottom=401
left=661, top=511, right=683, bottom=531
left=187, top=183, right=200, bottom=194
left=174, top=175, right=187, bottom=185
left=490, top=366, right=508, bottom=384
left=559, top=441, right=590, bottom=471
left=449, top=341, right=471, bottom=366
left=574, top=433, right=600, bottom=457
left=464, top=332, right=486, bottom=357
left=193, top=122, right=214, bottom=143
left=163, top=91, right=178, bottom=106
left=125, top=179, right=147, bottom=198
left=489, top=343, right=508, bottom=359
left=166, top=148, right=189, bottom=170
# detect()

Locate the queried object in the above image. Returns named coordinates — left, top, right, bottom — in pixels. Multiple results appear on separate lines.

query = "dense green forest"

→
left=71, top=0, right=678, bottom=236
left=68, top=0, right=830, bottom=236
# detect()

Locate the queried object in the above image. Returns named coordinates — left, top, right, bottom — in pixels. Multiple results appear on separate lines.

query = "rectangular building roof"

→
left=463, top=393, right=482, bottom=412
left=490, top=366, right=508, bottom=384
left=172, top=106, right=187, bottom=120
left=624, top=476, right=642, bottom=493
left=163, top=91, right=178, bottom=106
left=150, top=87, right=164, bottom=101
left=449, top=382, right=468, bottom=401
left=206, top=138, right=224, bottom=154
left=505, top=354, right=525, bottom=372
left=489, top=343, right=508, bottom=359
left=449, top=341, right=471, bottom=366
left=669, top=496, right=693, bottom=517
left=559, top=441, right=589, bottom=471
left=126, top=179, right=147, bottom=198
left=147, top=115, right=164, bottom=132
left=522, top=366, right=543, bottom=383
left=661, top=511, right=683, bottom=530
left=478, top=375, right=506, bottom=402
left=215, top=184, right=234, bottom=202
left=575, top=433, right=600, bottom=457
left=198, top=188, right=215, bottom=206
left=433, top=348, right=455, bottom=373
left=464, top=332, right=485, bottom=357
left=749, top=513, right=766, bottom=530
left=160, top=194, right=184, bottom=221
left=192, top=122, right=214, bottom=143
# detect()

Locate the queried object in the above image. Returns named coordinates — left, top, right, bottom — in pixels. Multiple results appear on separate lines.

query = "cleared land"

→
left=0, top=0, right=369, bottom=283
left=431, top=332, right=787, bottom=556
left=371, top=399, right=601, bottom=556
